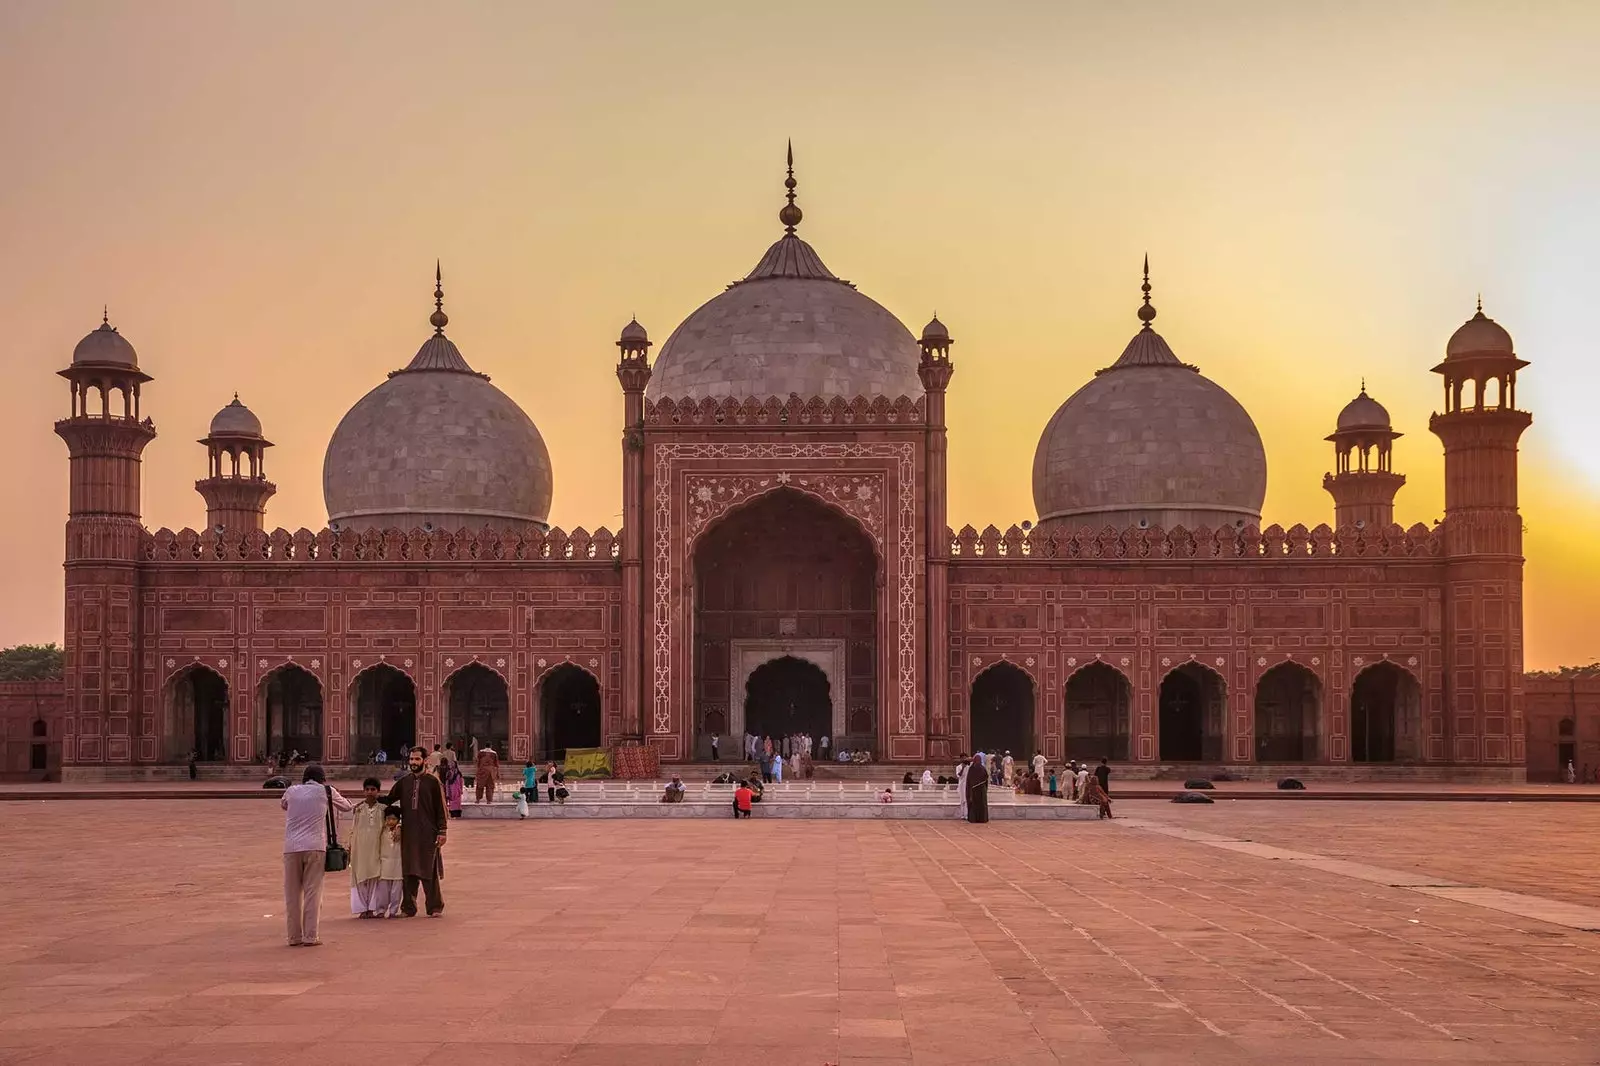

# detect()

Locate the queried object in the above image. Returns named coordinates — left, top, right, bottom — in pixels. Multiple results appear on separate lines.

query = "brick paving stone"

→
left=2, top=800, right=1600, bottom=1064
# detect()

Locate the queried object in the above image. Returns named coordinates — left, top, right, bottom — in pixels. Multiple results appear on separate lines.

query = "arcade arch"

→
left=1350, top=661, right=1422, bottom=762
left=260, top=664, right=323, bottom=762
left=1064, top=661, right=1131, bottom=761
left=163, top=664, right=229, bottom=763
left=1253, top=662, right=1322, bottom=762
left=970, top=662, right=1034, bottom=762
left=539, top=664, right=601, bottom=760
left=444, top=662, right=509, bottom=756
left=1158, top=662, right=1226, bottom=762
left=349, top=664, right=416, bottom=763
left=744, top=656, right=832, bottom=744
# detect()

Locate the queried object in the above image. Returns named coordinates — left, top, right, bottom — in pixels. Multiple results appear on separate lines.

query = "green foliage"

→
left=0, top=644, right=65, bottom=681
left=1526, top=662, right=1600, bottom=679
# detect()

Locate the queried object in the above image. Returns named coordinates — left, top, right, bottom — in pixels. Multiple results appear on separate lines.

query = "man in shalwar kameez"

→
left=381, top=746, right=448, bottom=917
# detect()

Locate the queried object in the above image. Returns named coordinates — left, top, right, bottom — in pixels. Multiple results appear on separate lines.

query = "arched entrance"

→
left=693, top=489, right=879, bottom=755
left=260, top=664, right=323, bottom=762
left=444, top=663, right=509, bottom=756
left=540, top=664, right=600, bottom=760
left=1064, top=662, right=1131, bottom=761
left=970, top=662, right=1034, bottom=761
left=744, top=656, right=831, bottom=743
left=1350, top=661, right=1422, bottom=762
left=349, top=665, right=416, bottom=763
left=164, top=664, right=230, bottom=762
left=1159, top=663, right=1225, bottom=762
left=1253, top=662, right=1322, bottom=762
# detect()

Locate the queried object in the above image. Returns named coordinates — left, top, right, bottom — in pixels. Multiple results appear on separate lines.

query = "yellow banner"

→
left=563, top=747, right=612, bottom=779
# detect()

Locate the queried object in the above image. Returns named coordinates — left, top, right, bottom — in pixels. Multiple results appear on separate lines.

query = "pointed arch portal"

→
left=540, top=664, right=601, bottom=761
left=1065, top=662, right=1131, bottom=761
left=743, top=656, right=832, bottom=742
left=1351, top=662, right=1422, bottom=762
left=261, top=664, right=323, bottom=762
left=1159, top=663, right=1225, bottom=762
left=970, top=662, right=1034, bottom=761
left=445, top=663, right=510, bottom=756
left=166, top=665, right=230, bottom=763
left=350, top=665, right=416, bottom=762
left=1254, top=662, right=1322, bottom=762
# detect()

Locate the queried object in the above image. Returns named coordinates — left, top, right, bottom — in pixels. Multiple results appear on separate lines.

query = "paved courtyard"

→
left=1, top=800, right=1598, bottom=1065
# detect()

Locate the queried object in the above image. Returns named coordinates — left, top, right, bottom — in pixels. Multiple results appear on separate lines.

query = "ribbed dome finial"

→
left=430, top=260, right=449, bottom=335
left=1137, top=254, right=1157, bottom=331
left=778, top=139, right=803, bottom=235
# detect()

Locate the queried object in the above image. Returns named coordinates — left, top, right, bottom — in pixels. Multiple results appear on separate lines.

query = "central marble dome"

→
left=646, top=156, right=924, bottom=401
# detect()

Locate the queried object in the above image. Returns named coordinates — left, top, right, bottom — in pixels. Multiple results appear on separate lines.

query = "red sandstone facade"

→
left=43, top=298, right=1547, bottom=783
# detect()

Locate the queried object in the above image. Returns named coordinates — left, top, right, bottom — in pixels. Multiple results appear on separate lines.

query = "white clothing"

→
left=1075, top=769, right=1090, bottom=796
left=1032, top=754, right=1046, bottom=779
left=920, top=770, right=934, bottom=787
left=772, top=754, right=784, bottom=782
left=281, top=781, right=352, bottom=853
left=955, top=762, right=969, bottom=819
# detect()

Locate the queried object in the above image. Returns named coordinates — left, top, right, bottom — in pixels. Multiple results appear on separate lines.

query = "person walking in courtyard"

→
left=425, top=744, right=443, bottom=773
left=772, top=750, right=784, bottom=783
left=380, top=747, right=448, bottom=918
left=1001, top=751, right=1016, bottom=787
left=966, top=752, right=990, bottom=823
left=1567, top=759, right=1577, bottom=784
left=955, top=755, right=970, bottom=819
left=1032, top=751, right=1046, bottom=782
left=474, top=744, right=500, bottom=805
left=280, top=763, right=352, bottom=946
left=522, top=758, right=539, bottom=804
left=349, top=776, right=387, bottom=918
left=1095, top=758, right=1111, bottom=796
left=819, top=734, right=829, bottom=761
left=710, top=732, right=720, bottom=761
left=1075, top=763, right=1091, bottom=802
left=441, top=752, right=465, bottom=818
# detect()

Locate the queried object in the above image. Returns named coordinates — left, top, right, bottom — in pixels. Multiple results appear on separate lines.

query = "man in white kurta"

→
left=955, top=757, right=969, bottom=820
left=349, top=778, right=387, bottom=916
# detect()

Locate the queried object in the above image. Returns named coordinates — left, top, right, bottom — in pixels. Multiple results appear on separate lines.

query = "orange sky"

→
left=1, top=2, right=1597, bottom=667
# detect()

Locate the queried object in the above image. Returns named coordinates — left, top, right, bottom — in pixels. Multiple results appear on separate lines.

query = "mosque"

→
left=49, top=154, right=1534, bottom=780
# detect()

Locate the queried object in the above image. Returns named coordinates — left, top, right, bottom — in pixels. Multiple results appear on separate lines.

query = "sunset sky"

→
left=1, top=2, right=1597, bottom=667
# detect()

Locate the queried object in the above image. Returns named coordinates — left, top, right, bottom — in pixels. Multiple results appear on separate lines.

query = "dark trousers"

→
left=402, top=873, right=443, bottom=916
left=711, top=747, right=719, bottom=761
left=732, top=800, right=750, bottom=818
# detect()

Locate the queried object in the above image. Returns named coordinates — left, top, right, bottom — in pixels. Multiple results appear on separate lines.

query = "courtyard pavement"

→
left=1, top=800, right=1598, bottom=1065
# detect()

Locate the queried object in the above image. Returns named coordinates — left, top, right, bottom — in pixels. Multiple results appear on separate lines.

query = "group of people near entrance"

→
left=278, top=746, right=452, bottom=946
left=952, top=751, right=1113, bottom=822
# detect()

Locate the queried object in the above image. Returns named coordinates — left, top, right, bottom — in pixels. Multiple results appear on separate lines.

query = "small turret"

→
left=1322, top=383, right=1405, bottom=528
left=195, top=395, right=276, bottom=533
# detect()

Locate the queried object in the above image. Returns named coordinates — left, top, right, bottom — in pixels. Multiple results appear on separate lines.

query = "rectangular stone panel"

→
left=1155, top=606, right=1230, bottom=631
left=1250, top=605, right=1326, bottom=630
left=160, top=607, right=231, bottom=633
left=965, top=605, right=1041, bottom=631
left=1350, top=604, right=1423, bottom=629
left=1058, top=605, right=1135, bottom=630
left=440, top=607, right=512, bottom=632
left=346, top=607, right=421, bottom=633
left=531, top=607, right=604, bottom=632
left=255, top=607, right=327, bottom=632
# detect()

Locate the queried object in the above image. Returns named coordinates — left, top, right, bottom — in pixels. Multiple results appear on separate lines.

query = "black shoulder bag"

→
left=324, top=785, right=350, bottom=872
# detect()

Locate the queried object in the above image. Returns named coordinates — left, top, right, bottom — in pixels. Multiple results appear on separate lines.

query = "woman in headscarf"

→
left=966, top=752, right=989, bottom=824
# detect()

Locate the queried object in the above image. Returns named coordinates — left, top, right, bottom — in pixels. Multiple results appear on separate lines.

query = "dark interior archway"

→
left=1253, top=663, right=1321, bottom=762
left=446, top=663, right=510, bottom=756
left=970, top=662, right=1034, bottom=761
left=350, top=665, right=416, bottom=763
left=1065, top=662, right=1131, bottom=761
left=261, top=664, right=323, bottom=762
left=540, top=664, right=601, bottom=760
left=1159, top=663, right=1225, bottom=762
left=1350, top=662, right=1422, bottom=762
left=166, top=665, right=229, bottom=762
left=694, top=489, right=878, bottom=755
left=744, top=656, right=832, bottom=743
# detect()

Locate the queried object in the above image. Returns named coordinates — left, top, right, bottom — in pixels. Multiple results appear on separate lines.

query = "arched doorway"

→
left=1064, top=662, right=1131, bottom=761
left=693, top=489, right=879, bottom=755
left=1253, top=662, right=1322, bottom=762
left=744, top=656, right=831, bottom=743
left=349, top=665, right=416, bottom=763
left=1350, top=662, right=1422, bottom=762
left=260, top=664, right=323, bottom=762
left=165, top=664, right=230, bottom=762
left=540, top=664, right=600, bottom=761
left=445, top=663, right=509, bottom=756
left=1159, top=663, right=1225, bottom=762
left=970, top=662, right=1034, bottom=761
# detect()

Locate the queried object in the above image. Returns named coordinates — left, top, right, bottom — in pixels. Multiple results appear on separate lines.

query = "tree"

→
left=0, top=644, right=65, bottom=681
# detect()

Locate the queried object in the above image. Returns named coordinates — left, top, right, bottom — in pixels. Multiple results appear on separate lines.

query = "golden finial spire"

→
left=1137, top=254, right=1157, bottom=331
left=778, top=139, right=803, bottom=236
left=1476, top=292, right=1484, bottom=315
left=430, top=260, right=449, bottom=335
left=102, top=305, right=109, bottom=326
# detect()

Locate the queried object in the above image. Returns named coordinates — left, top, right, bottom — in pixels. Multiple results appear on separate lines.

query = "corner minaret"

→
left=1429, top=300, right=1532, bottom=557
left=195, top=395, right=276, bottom=533
left=616, top=317, right=653, bottom=742
left=918, top=315, right=955, bottom=757
left=1322, top=384, right=1405, bottom=528
left=55, top=312, right=157, bottom=768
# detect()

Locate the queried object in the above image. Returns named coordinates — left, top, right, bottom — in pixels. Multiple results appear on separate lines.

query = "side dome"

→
left=1032, top=272, right=1267, bottom=531
left=1445, top=303, right=1513, bottom=359
left=1336, top=387, right=1391, bottom=431
left=209, top=396, right=263, bottom=438
left=73, top=316, right=139, bottom=369
left=645, top=152, right=924, bottom=401
left=322, top=274, right=553, bottom=532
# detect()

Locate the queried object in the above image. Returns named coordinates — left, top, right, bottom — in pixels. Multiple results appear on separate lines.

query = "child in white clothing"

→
left=375, top=807, right=404, bottom=919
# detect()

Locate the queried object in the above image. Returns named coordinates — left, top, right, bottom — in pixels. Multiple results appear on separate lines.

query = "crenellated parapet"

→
left=644, top=394, right=925, bottom=428
left=141, top=524, right=620, bottom=564
left=946, top=521, right=1443, bottom=560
